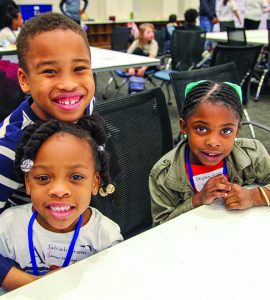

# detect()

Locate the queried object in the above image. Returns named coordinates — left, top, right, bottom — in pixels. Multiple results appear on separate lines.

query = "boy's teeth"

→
left=49, top=205, right=71, bottom=212
left=58, top=99, right=79, bottom=105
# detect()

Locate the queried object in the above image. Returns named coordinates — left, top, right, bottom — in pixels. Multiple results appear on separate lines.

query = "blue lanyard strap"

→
left=28, top=210, right=83, bottom=275
left=185, top=145, right=227, bottom=193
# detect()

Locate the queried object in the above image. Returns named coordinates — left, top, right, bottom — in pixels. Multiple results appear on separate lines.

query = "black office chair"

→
left=210, top=44, right=262, bottom=106
left=93, top=88, right=174, bottom=239
left=102, top=26, right=132, bottom=99
left=170, top=62, right=270, bottom=141
left=254, top=28, right=270, bottom=101
left=154, top=30, right=206, bottom=102
left=226, top=26, right=247, bottom=46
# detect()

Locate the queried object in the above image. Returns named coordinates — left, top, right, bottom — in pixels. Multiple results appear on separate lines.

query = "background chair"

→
left=93, top=88, right=174, bottom=239
left=170, top=62, right=270, bottom=140
left=102, top=26, right=132, bottom=99
left=254, top=28, right=270, bottom=101
left=226, top=26, right=247, bottom=46
left=210, top=44, right=262, bottom=106
left=154, top=29, right=206, bottom=102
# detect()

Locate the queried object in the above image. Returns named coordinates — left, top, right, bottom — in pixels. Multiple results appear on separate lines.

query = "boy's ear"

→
left=91, top=173, right=101, bottom=196
left=180, top=118, right=187, bottom=134
left=17, top=67, right=30, bottom=94
left=24, top=174, right=31, bottom=195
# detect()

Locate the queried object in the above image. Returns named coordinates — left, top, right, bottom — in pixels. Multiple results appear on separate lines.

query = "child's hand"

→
left=224, top=184, right=258, bottom=210
left=137, top=66, right=147, bottom=77
left=192, top=174, right=230, bottom=207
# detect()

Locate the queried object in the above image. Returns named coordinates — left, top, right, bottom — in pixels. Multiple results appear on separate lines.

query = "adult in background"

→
left=59, top=0, right=88, bottom=25
left=218, top=0, right=241, bottom=31
left=0, top=0, right=18, bottom=29
left=244, top=0, right=267, bottom=30
left=199, top=0, right=219, bottom=33
left=199, top=0, right=219, bottom=49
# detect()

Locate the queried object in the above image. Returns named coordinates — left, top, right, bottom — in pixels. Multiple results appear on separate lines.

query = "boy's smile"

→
left=180, top=101, right=240, bottom=166
left=18, top=29, right=95, bottom=122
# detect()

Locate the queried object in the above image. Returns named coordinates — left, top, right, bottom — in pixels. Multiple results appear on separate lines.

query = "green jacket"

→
left=149, top=138, right=270, bottom=226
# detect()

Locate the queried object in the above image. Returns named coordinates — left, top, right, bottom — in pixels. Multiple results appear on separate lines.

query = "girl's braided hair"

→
left=181, top=80, right=243, bottom=123
left=14, top=112, right=111, bottom=190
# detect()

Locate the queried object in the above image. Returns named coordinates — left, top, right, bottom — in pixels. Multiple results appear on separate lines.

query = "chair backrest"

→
left=154, top=28, right=166, bottom=56
left=170, top=29, right=206, bottom=71
left=210, top=44, right=262, bottom=105
left=111, top=26, right=131, bottom=51
left=93, top=88, right=173, bottom=239
left=226, top=27, right=247, bottom=46
left=170, top=62, right=239, bottom=116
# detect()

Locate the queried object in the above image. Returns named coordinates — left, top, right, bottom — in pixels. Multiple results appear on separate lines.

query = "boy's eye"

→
left=71, top=174, right=84, bottom=181
left=221, top=128, right=233, bottom=135
left=42, top=69, right=56, bottom=74
left=74, top=66, right=87, bottom=72
left=196, top=126, right=207, bottom=133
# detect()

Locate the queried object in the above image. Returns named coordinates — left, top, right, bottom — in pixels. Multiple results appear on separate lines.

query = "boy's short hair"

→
left=184, top=9, right=198, bottom=24
left=16, top=12, right=90, bottom=72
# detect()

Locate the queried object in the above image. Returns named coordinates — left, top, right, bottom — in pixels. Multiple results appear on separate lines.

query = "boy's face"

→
left=25, top=133, right=100, bottom=233
left=18, top=29, right=95, bottom=122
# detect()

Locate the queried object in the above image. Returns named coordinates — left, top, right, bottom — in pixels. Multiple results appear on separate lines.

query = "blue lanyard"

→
left=28, top=210, right=83, bottom=276
left=185, top=145, right=227, bottom=193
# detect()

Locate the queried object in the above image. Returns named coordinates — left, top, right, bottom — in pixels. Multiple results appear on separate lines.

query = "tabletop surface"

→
left=2, top=203, right=270, bottom=300
left=206, top=29, right=268, bottom=45
left=0, top=46, right=160, bottom=72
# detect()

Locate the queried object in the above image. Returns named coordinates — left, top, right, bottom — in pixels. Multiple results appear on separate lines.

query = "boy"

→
left=0, top=12, right=95, bottom=290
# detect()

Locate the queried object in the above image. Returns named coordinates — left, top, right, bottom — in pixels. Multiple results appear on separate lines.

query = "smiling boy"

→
left=0, top=12, right=95, bottom=290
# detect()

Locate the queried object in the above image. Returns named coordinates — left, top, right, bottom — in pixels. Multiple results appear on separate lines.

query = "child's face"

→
left=13, top=12, right=23, bottom=30
left=143, top=27, right=154, bottom=42
left=180, top=101, right=240, bottom=166
left=18, top=29, right=95, bottom=122
left=25, top=133, right=100, bottom=233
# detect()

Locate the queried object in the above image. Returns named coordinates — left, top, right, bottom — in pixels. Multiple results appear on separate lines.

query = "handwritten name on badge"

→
left=193, top=167, right=223, bottom=192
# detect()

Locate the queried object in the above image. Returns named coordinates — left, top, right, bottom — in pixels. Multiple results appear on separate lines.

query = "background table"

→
left=0, top=46, right=160, bottom=73
left=2, top=203, right=270, bottom=300
left=207, top=29, right=268, bottom=45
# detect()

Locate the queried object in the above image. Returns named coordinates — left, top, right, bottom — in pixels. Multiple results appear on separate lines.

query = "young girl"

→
left=218, top=0, right=241, bottom=31
left=0, top=5, right=23, bottom=45
left=150, top=80, right=270, bottom=226
left=127, top=23, right=158, bottom=77
left=0, top=113, right=123, bottom=291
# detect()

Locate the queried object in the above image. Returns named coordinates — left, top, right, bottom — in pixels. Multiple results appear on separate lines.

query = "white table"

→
left=0, top=46, right=160, bottom=73
left=207, top=29, right=268, bottom=45
left=2, top=203, right=270, bottom=300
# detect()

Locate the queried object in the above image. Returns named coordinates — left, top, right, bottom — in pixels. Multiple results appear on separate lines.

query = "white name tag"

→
left=193, top=167, right=223, bottom=192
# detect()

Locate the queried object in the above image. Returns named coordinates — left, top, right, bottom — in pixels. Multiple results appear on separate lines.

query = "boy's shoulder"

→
left=0, top=99, right=37, bottom=147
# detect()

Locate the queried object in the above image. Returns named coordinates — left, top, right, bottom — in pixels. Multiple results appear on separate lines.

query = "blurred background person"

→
left=244, top=0, right=268, bottom=30
left=0, top=0, right=18, bottom=30
left=218, top=0, right=241, bottom=31
left=0, top=4, right=23, bottom=45
left=59, top=0, right=88, bottom=25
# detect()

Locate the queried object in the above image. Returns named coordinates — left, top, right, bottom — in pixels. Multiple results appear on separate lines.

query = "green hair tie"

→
left=223, top=82, right=242, bottom=103
left=184, top=80, right=242, bottom=103
left=184, top=80, right=207, bottom=97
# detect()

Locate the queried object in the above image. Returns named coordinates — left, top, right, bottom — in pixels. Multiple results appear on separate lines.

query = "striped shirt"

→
left=0, top=96, right=95, bottom=210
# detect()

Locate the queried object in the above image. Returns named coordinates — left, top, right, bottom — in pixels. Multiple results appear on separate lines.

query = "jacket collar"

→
left=164, top=138, right=255, bottom=192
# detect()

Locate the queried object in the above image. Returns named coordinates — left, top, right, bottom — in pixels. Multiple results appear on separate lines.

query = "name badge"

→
left=193, top=167, right=223, bottom=192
